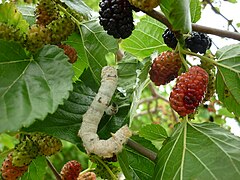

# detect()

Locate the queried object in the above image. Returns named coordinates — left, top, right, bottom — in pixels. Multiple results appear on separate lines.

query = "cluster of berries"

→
left=99, top=0, right=159, bottom=39
left=1, top=133, right=62, bottom=180
left=60, top=160, right=96, bottom=180
left=149, top=28, right=215, bottom=117
left=149, top=51, right=210, bottom=116
left=0, top=1, right=79, bottom=63
left=162, top=28, right=212, bottom=54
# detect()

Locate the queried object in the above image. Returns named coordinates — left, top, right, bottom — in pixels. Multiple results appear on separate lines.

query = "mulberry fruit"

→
left=30, top=133, right=62, bottom=156
left=149, top=51, right=182, bottom=86
left=169, top=66, right=208, bottom=116
left=25, top=24, right=51, bottom=52
left=58, top=44, right=78, bottom=64
left=99, top=0, right=134, bottom=39
left=77, top=172, right=96, bottom=180
left=0, top=23, right=24, bottom=43
left=47, top=15, right=75, bottom=44
left=1, top=153, right=28, bottom=180
left=185, top=32, right=212, bottom=54
left=128, top=0, right=159, bottom=11
left=35, top=0, right=60, bottom=26
left=12, top=138, right=39, bottom=167
left=162, top=28, right=178, bottom=49
left=60, top=160, right=82, bottom=180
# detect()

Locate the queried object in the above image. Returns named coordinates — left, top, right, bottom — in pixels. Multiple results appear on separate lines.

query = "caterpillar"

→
left=78, top=66, right=132, bottom=158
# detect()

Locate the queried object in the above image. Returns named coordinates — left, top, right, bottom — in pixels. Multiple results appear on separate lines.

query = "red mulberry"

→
left=149, top=51, right=182, bottom=86
left=169, top=66, right=208, bottom=116
left=58, top=44, right=78, bottom=64
left=1, top=153, right=28, bottom=180
left=60, top=160, right=82, bottom=180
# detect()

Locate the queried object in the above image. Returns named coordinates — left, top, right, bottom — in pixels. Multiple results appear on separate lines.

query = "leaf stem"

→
left=126, top=139, right=157, bottom=161
left=180, top=48, right=217, bottom=65
left=56, top=4, right=82, bottom=26
left=79, top=161, right=95, bottom=175
left=46, top=158, right=62, bottom=180
left=177, top=43, right=189, bottom=70
left=93, top=155, right=117, bottom=180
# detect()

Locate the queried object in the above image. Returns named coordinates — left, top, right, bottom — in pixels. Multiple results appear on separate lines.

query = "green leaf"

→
left=22, top=81, right=94, bottom=148
left=190, top=0, right=201, bottom=23
left=23, top=81, right=130, bottom=150
left=61, top=0, right=93, bottom=18
left=0, top=2, right=29, bottom=33
left=0, top=41, right=73, bottom=132
left=118, top=136, right=157, bottom=180
left=215, top=44, right=240, bottom=117
left=218, top=107, right=235, bottom=118
left=117, top=54, right=140, bottom=95
left=65, top=33, right=89, bottom=81
left=160, top=0, right=191, bottom=33
left=121, top=16, right=170, bottom=59
left=17, top=5, right=35, bottom=26
left=21, top=156, right=47, bottom=180
left=139, top=124, right=168, bottom=142
left=80, top=19, right=118, bottom=84
left=153, top=122, right=240, bottom=179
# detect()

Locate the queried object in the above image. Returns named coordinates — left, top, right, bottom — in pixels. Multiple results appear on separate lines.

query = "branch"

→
left=144, top=10, right=240, bottom=41
left=205, top=0, right=238, bottom=32
left=46, top=158, right=62, bottom=180
left=148, top=83, right=179, bottom=123
left=126, top=139, right=157, bottom=161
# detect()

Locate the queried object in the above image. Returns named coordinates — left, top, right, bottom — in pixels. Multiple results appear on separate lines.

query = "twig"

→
left=205, top=0, right=238, bottom=32
left=134, top=107, right=163, bottom=118
left=144, top=10, right=240, bottom=41
left=148, top=83, right=179, bottom=122
left=46, top=158, right=62, bottom=180
left=126, top=139, right=157, bottom=161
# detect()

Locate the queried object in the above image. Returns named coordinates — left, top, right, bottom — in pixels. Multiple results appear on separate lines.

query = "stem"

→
left=144, top=10, right=240, bottom=41
left=46, top=158, right=62, bottom=180
left=126, top=139, right=157, bottom=161
left=93, top=156, right=117, bottom=180
left=205, top=0, right=238, bottom=32
left=178, top=44, right=189, bottom=71
left=180, top=48, right=217, bottom=65
left=56, top=4, right=81, bottom=26
left=79, top=161, right=95, bottom=175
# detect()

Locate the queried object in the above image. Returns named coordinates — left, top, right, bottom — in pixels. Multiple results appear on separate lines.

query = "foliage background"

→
left=0, top=0, right=240, bottom=179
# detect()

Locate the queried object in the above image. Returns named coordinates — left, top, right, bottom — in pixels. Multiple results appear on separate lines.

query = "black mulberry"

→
left=185, top=32, right=212, bottom=54
left=99, top=0, right=134, bottom=39
left=162, top=28, right=178, bottom=49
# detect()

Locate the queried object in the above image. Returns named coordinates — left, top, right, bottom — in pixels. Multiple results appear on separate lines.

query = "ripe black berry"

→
left=99, top=0, right=134, bottom=39
left=185, top=32, right=212, bottom=54
left=162, top=28, right=178, bottom=49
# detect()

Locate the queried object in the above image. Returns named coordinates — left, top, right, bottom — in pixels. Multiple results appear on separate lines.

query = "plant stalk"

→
left=46, top=158, right=62, bottom=180
left=144, top=10, right=240, bottom=41
left=126, top=139, right=157, bottom=161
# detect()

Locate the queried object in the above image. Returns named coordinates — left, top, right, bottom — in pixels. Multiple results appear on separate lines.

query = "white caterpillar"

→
left=78, top=66, right=132, bottom=158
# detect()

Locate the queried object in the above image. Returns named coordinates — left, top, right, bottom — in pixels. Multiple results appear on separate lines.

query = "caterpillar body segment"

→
left=78, top=66, right=132, bottom=158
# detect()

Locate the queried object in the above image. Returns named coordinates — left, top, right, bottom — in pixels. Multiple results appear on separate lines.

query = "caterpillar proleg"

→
left=78, top=66, right=132, bottom=158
